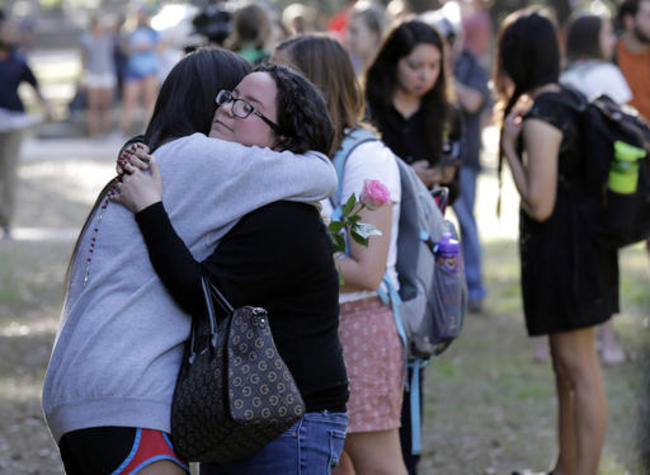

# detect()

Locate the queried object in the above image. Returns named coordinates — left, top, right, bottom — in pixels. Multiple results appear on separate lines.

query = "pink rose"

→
left=360, top=179, right=391, bottom=210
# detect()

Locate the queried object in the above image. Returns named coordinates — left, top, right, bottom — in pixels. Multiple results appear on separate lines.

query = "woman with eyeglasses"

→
left=43, top=51, right=348, bottom=475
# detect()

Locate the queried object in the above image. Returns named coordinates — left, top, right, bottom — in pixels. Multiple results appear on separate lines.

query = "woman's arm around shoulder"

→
left=162, top=134, right=337, bottom=203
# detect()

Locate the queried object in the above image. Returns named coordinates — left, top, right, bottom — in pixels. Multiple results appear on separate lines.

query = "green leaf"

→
left=332, top=234, right=346, bottom=254
left=350, top=230, right=369, bottom=247
left=342, top=194, right=357, bottom=216
left=328, top=221, right=345, bottom=233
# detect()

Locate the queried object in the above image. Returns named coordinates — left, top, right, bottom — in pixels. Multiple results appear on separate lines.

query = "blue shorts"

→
left=200, top=410, right=348, bottom=475
left=59, top=426, right=190, bottom=474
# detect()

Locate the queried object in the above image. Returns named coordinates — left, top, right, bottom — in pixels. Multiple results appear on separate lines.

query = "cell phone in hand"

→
left=439, top=140, right=462, bottom=168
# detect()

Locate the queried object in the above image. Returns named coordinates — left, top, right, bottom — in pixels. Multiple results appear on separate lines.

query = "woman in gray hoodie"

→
left=43, top=50, right=341, bottom=474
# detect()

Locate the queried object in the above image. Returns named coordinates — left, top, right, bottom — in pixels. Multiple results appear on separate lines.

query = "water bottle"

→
left=609, top=140, right=646, bottom=194
left=435, top=232, right=461, bottom=274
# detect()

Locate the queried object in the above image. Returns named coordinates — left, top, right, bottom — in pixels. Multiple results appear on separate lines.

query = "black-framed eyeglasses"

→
left=215, top=89, right=282, bottom=134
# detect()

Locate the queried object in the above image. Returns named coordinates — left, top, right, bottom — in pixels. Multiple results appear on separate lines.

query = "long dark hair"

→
left=565, top=14, right=606, bottom=62
left=66, top=48, right=251, bottom=285
left=255, top=63, right=334, bottom=156
left=364, top=20, right=449, bottom=161
left=274, top=34, right=365, bottom=156
left=494, top=10, right=560, bottom=127
left=493, top=10, right=560, bottom=213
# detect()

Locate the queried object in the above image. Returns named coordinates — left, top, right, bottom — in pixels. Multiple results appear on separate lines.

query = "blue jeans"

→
left=200, top=411, right=348, bottom=475
left=453, top=167, right=486, bottom=301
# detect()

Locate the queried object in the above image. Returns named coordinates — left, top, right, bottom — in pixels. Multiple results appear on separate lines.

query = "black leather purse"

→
left=171, top=275, right=305, bottom=463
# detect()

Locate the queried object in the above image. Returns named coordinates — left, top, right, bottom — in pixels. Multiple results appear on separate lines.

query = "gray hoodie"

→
left=42, top=133, right=336, bottom=442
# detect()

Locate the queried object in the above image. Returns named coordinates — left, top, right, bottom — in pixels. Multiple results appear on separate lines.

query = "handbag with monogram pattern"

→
left=170, top=275, right=305, bottom=463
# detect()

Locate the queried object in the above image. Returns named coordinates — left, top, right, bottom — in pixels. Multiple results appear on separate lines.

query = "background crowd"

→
left=0, top=0, right=649, bottom=473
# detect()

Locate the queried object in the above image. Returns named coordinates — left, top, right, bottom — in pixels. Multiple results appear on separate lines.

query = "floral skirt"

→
left=338, top=297, right=405, bottom=433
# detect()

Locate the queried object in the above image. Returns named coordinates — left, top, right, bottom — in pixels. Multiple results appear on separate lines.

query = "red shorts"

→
left=59, top=426, right=189, bottom=474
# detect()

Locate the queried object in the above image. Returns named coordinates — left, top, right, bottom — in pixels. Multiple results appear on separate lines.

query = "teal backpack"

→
left=330, top=129, right=468, bottom=454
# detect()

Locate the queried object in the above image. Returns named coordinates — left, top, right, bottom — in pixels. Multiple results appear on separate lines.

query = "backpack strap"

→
left=379, top=275, right=426, bottom=455
left=408, top=358, right=425, bottom=455
left=532, top=85, right=587, bottom=115
left=330, top=129, right=381, bottom=211
left=378, top=274, right=408, bottom=352
left=330, top=129, right=380, bottom=252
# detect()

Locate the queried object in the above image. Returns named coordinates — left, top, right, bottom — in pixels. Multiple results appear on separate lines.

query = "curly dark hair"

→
left=254, top=63, right=334, bottom=156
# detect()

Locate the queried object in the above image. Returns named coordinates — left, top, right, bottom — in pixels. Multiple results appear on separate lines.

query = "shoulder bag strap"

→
left=188, top=274, right=235, bottom=363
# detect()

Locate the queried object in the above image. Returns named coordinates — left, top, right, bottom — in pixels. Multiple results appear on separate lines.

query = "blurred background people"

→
left=365, top=20, right=459, bottom=196
left=327, top=0, right=356, bottom=44
left=0, top=22, right=52, bottom=239
left=282, top=3, right=318, bottom=36
left=79, top=16, right=116, bottom=137
left=118, top=6, right=161, bottom=135
left=562, top=13, right=631, bottom=104
left=226, top=2, right=272, bottom=66
left=191, top=0, right=232, bottom=47
left=423, top=3, right=490, bottom=313
left=347, top=1, right=387, bottom=75
left=155, top=31, right=184, bottom=85
left=385, top=0, right=412, bottom=25
left=616, top=0, right=650, bottom=121
left=364, top=20, right=459, bottom=474
left=111, top=13, right=128, bottom=101
left=560, top=12, right=630, bottom=365
left=460, top=0, right=493, bottom=66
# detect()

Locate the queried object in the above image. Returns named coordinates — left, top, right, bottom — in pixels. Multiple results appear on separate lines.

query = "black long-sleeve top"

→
left=136, top=200, right=349, bottom=413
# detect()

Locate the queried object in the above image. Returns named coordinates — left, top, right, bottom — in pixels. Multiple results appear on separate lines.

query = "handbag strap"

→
left=187, top=274, right=235, bottom=363
left=204, top=277, right=234, bottom=314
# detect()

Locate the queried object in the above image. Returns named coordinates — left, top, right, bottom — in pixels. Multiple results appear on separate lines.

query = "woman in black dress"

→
left=495, top=10, right=615, bottom=475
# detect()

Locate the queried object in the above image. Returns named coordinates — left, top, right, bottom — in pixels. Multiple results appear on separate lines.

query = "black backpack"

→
left=554, top=87, right=650, bottom=248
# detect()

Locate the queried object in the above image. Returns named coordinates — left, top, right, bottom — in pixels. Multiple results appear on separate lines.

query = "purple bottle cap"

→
left=437, top=232, right=460, bottom=257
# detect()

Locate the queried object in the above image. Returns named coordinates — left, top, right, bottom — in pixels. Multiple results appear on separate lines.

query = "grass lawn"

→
left=418, top=239, right=649, bottom=474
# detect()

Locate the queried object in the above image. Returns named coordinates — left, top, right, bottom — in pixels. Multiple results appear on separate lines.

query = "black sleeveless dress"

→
left=519, top=88, right=619, bottom=336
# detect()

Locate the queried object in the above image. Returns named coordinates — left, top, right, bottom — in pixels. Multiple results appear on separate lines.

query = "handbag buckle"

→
left=251, top=307, right=267, bottom=328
